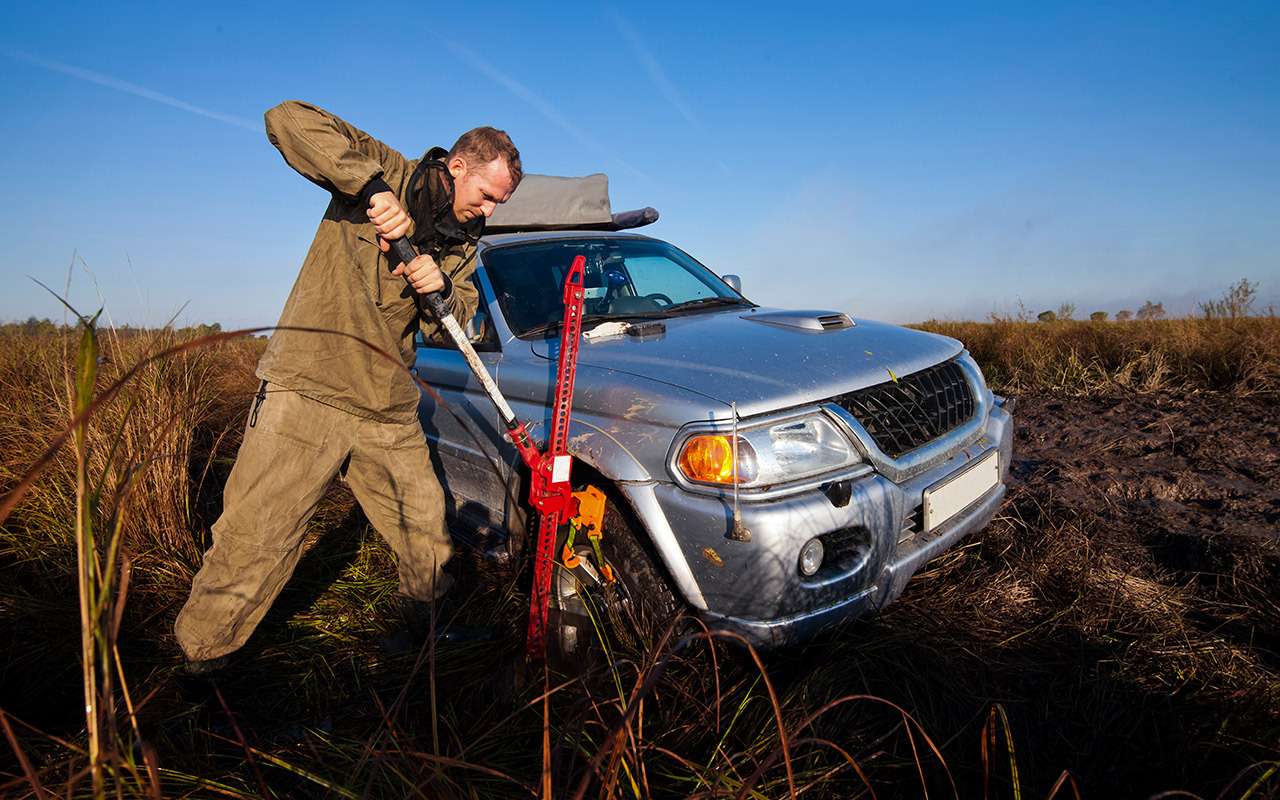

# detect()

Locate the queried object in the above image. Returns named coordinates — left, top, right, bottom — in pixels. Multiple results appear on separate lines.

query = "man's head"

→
left=446, top=127, right=522, bottom=224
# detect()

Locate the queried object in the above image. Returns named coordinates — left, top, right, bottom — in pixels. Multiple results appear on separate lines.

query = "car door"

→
left=413, top=273, right=513, bottom=537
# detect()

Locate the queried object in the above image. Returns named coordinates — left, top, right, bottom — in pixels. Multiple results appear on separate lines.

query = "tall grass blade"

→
left=981, top=704, right=1022, bottom=800
left=71, top=312, right=104, bottom=798
left=0, top=708, right=50, bottom=800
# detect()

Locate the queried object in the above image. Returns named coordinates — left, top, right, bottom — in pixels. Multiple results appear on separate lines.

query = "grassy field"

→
left=916, top=314, right=1280, bottom=397
left=1, top=315, right=1277, bottom=798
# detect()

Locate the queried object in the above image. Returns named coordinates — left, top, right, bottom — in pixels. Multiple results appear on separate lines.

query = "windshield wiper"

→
left=661, top=297, right=752, bottom=314
left=521, top=312, right=668, bottom=339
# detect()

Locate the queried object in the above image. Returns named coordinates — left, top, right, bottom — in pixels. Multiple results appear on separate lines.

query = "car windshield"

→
left=481, top=237, right=750, bottom=338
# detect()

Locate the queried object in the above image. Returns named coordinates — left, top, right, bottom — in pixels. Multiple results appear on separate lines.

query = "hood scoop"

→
left=742, top=309, right=855, bottom=333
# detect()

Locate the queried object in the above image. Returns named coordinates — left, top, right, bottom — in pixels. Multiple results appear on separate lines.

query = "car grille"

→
left=833, top=359, right=976, bottom=458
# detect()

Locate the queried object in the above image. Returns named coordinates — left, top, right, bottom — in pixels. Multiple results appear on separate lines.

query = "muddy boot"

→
left=378, top=596, right=436, bottom=655
left=378, top=586, right=497, bottom=655
left=183, top=654, right=231, bottom=677
left=174, top=653, right=234, bottom=707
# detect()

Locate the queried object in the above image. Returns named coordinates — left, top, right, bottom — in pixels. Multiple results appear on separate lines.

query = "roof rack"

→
left=484, top=173, right=659, bottom=234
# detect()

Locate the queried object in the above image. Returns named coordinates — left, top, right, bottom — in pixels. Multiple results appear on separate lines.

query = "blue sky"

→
left=1, top=1, right=1277, bottom=326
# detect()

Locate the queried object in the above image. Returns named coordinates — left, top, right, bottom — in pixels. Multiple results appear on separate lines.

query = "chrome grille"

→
left=834, top=360, right=976, bottom=458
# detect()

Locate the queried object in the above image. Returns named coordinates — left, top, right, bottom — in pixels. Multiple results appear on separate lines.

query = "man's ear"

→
left=447, top=156, right=467, bottom=180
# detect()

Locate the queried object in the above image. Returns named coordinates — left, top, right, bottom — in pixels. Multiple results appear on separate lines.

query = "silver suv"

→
left=415, top=229, right=1014, bottom=652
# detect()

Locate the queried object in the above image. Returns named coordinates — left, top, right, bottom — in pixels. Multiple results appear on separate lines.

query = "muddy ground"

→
left=1011, top=390, right=1279, bottom=684
left=957, top=389, right=1280, bottom=792
left=2, top=388, right=1278, bottom=797
left=766, top=388, right=1280, bottom=795
left=1016, top=391, right=1279, bottom=546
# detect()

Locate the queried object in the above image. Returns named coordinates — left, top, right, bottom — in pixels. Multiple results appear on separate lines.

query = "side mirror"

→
left=722, top=274, right=743, bottom=293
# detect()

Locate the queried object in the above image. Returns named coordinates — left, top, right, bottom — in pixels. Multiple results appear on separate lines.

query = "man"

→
left=175, top=100, right=521, bottom=671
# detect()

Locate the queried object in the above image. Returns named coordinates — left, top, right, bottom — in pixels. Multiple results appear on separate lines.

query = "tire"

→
left=546, top=490, right=680, bottom=669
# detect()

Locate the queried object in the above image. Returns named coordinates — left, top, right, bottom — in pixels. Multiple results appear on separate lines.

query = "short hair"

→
left=449, top=126, right=522, bottom=187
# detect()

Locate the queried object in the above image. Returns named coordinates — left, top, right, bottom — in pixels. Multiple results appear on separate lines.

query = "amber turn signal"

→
left=677, top=435, right=758, bottom=485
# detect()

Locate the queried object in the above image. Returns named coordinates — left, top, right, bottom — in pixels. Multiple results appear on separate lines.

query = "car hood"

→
left=528, top=307, right=964, bottom=417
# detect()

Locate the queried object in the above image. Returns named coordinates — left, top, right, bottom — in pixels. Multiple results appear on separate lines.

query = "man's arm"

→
left=267, top=100, right=432, bottom=295
left=264, top=100, right=410, bottom=199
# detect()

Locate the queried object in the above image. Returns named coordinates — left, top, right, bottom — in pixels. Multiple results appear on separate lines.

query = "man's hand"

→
left=392, top=254, right=445, bottom=295
left=367, top=191, right=412, bottom=252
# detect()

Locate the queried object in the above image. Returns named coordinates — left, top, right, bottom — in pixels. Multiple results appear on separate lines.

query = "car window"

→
left=622, top=256, right=718, bottom=303
left=482, top=238, right=745, bottom=338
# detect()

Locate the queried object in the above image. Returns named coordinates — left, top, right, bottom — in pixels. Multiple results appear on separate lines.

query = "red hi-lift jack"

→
left=390, top=239, right=586, bottom=662
left=519, top=257, right=587, bottom=661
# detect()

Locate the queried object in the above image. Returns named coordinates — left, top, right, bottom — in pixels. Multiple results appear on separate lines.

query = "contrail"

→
left=608, top=9, right=704, bottom=134
left=4, top=49, right=259, bottom=132
left=607, top=8, right=731, bottom=175
left=445, top=41, right=652, bottom=183
left=606, top=7, right=732, bottom=174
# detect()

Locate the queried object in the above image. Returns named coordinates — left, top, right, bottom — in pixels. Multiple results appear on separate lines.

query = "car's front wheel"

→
left=547, top=489, right=680, bottom=669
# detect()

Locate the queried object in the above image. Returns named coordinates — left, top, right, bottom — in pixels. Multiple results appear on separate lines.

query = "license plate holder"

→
left=923, top=450, right=999, bottom=532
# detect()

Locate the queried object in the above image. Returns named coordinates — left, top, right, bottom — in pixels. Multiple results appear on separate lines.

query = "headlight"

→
left=677, top=434, right=759, bottom=485
left=676, top=413, right=860, bottom=488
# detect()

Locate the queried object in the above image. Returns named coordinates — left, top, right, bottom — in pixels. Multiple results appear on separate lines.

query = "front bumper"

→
left=619, top=400, right=1014, bottom=648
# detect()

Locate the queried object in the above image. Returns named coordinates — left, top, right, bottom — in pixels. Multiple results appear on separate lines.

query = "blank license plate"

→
left=923, top=450, right=999, bottom=532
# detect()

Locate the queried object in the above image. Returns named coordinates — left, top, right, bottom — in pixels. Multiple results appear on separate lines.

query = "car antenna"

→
left=729, top=401, right=751, bottom=542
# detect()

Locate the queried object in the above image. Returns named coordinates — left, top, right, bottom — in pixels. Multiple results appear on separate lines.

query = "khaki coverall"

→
left=175, top=101, right=481, bottom=663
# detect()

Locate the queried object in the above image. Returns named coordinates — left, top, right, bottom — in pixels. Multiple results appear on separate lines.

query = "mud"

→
left=1013, top=390, right=1279, bottom=558
left=834, top=389, right=1280, bottom=794
left=1005, top=391, right=1280, bottom=693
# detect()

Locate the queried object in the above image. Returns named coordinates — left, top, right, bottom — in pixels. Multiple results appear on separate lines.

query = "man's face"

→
left=449, top=156, right=516, bottom=224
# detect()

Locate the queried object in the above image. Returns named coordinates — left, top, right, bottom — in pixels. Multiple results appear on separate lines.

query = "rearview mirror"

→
left=722, top=274, right=742, bottom=293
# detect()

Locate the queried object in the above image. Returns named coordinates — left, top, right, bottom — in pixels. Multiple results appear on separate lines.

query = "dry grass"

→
left=0, top=318, right=1277, bottom=798
left=0, top=326, right=262, bottom=580
left=915, top=316, right=1280, bottom=396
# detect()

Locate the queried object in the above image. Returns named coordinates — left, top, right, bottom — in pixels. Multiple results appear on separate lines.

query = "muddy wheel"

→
left=547, top=492, right=680, bottom=670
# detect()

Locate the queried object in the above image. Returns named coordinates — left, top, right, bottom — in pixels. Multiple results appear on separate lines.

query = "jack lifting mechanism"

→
left=390, top=238, right=607, bottom=661
left=559, top=485, right=615, bottom=585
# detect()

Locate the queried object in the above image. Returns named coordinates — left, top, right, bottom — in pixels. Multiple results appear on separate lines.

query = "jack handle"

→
left=388, top=238, right=539, bottom=464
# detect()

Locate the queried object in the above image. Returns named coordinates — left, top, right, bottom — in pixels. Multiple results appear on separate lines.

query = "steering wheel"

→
left=643, top=293, right=674, bottom=307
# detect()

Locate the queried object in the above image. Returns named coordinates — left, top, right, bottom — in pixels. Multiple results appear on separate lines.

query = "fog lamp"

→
left=677, top=434, right=758, bottom=485
left=798, top=538, right=825, bottom=577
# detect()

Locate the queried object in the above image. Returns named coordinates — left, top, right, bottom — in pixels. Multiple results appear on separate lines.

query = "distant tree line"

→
left=2, top=317, right=67, bottom=336
left=0, top=317, right=224, bottom=337
left=1034, top=278, right=1264, bottom=323
left=1198, top=278, right=1258, bottom=319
